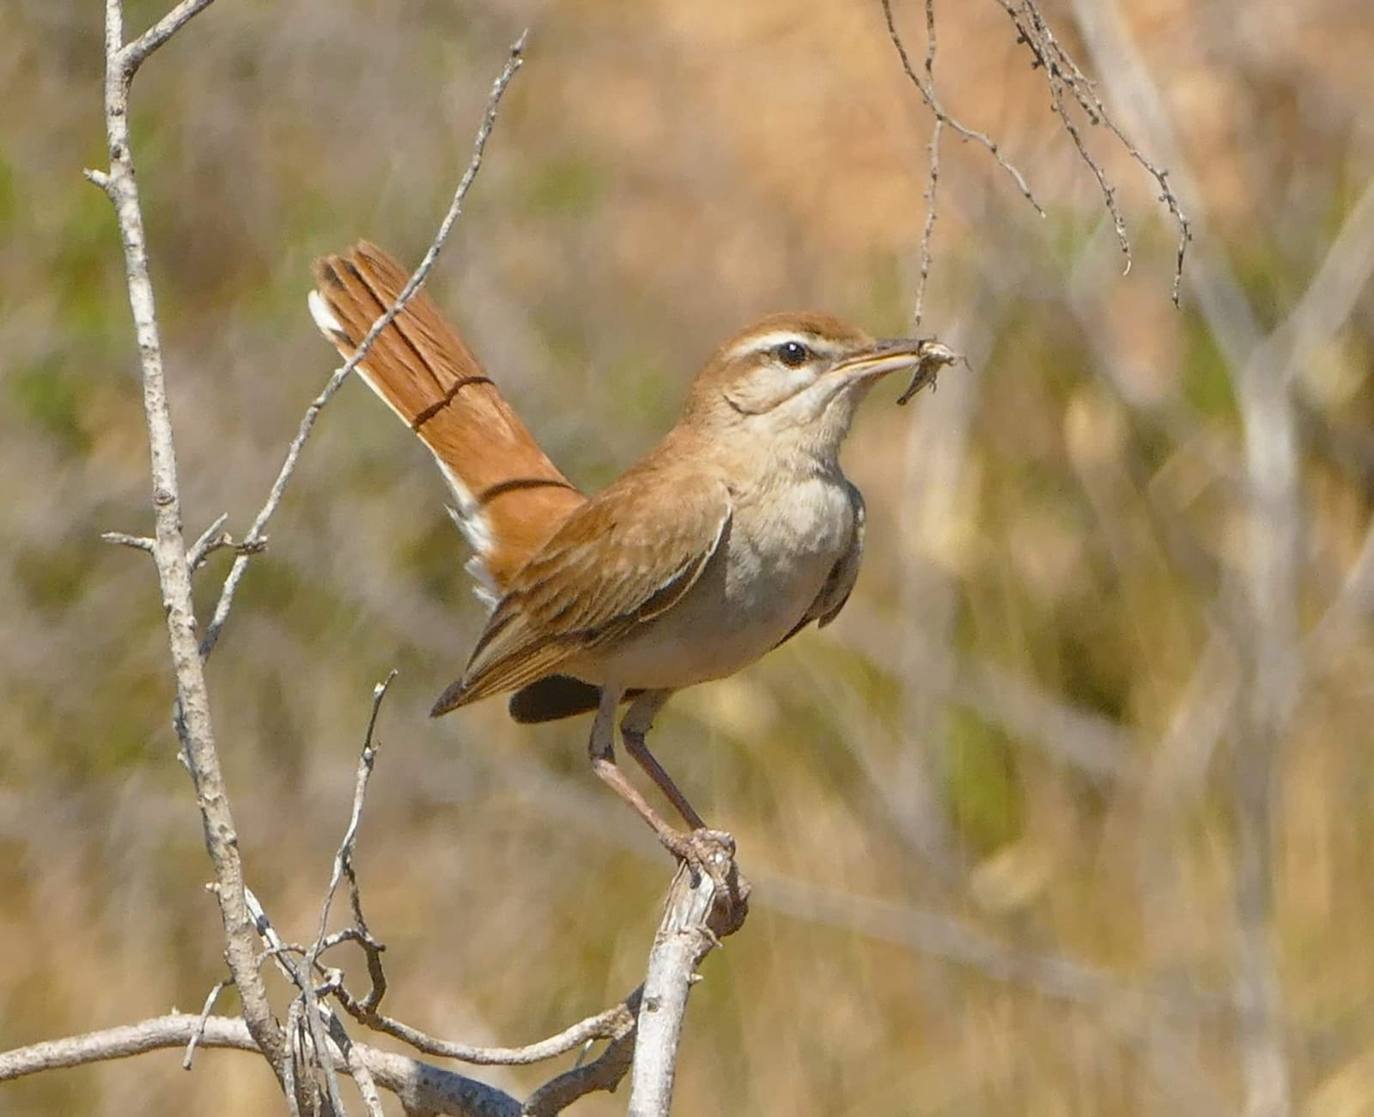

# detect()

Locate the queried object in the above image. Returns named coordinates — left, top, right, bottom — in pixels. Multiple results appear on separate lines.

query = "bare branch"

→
left=199, top=30, right=530, bottom=660
left=186, top=512, right=230, bottom=569
left=255, top=843, right=654, bottom=1115
left=244, top=885, right=344, bottom=1114
left=187, top=513, right=268, bottom=571
left=182, top=975, right=232, bottom=1069
left=326, top=1013, right=385, bottom=1117
left=100, top=530, right=155, bottom=553
left=910, top=0, right=942, bottom=330
left=101, top=513, right=261, bottom=570
left=0, top=1015, right=523, bottom=1117
left=522, top=1021, right=638, bottom=1117
left=295, top=671, right=398, bottom=1116
left=627, top=837, right=749, bottom=1116
left=913, top=117, right=943, bottom=331
left=309, top=672, right=397, bottom=971
left=119, top=0, right=217, bottom=79
left=81, top=10, right=745, bottom=1113
left=336, top=996, right=638, bottom=1069
left=90, top=0, right=286, bottom=1081
left=991, top=0, right=1191, bottom=303
left=880, top=0, right=1044, bottom=216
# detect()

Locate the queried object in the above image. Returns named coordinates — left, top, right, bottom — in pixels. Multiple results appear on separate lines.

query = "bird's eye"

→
left=775, top=340, right=810, bottom=368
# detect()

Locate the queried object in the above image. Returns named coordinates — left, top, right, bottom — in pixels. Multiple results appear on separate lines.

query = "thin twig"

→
left=79, top=11, right=669, bottom=1114
left=199, top=30, right=530, bottom=660
left=310, top=671, right=397, bottom=959
left=294, top=671, right=398, bottom=1115
left=188, top=513, right=268, bottom=571
left=327, top=1014, right=385, bottom=1117
left=246, top=885, right=347, bottom=1114
left=913, top=118, right=943, bottom=331
left=991, top=0, right=1191, bottom=303
left=103, top=512, right=262, bottom=570
left=283, top=999, right=307, bottom=1117
left=182, top=976, right=232, bottom=1069
left=100, top=531, right=155, bottom=553
left=118, top=0, right=217, bottom=78
left=910, top=0, right=943, bottom=330
left=880, top=0, right=1044, bottom=216
left=522, top=1014, right=639, bottom=1117
left=186, top=512, right=229, bottom=569
left=335, top=995, right=638, bottom=1068
left=257, top=862, right=635, bottom=1084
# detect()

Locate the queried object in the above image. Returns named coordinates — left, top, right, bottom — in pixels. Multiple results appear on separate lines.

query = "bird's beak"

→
left=832, top=338, right=929, bottom=383
left=833, top=337, right=960, bottom=404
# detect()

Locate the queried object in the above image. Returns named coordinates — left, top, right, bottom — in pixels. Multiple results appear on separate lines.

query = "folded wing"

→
left=431, top=473, right=731, bottom=714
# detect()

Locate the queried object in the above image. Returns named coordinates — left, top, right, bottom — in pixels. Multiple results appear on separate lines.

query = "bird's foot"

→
left=660, top=827, right=747, bottom=928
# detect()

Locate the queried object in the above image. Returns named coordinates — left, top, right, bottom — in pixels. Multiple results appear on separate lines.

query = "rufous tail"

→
left=308, top=242, right=585, bottom=594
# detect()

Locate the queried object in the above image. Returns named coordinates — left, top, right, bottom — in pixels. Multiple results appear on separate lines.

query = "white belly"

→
left=570, top=474, right=855, bottom=690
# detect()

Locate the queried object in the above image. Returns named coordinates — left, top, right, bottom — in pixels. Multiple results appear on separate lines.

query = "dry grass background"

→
left=3, top=0, right=1374, bottom=1113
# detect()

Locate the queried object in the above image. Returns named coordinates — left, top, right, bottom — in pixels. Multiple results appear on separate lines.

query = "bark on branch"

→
left=86, top=0, right=287, bottom=1083
left=628, top=840, right=750, bottom=1116
left=0, top=1015, right=522, bottom=1117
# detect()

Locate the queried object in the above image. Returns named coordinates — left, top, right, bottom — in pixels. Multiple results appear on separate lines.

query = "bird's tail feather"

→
left=308, top=241, right=584, bottom=594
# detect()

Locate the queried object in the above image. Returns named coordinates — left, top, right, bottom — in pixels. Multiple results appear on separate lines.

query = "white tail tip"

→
left=307, top=289, right=346, bottom=341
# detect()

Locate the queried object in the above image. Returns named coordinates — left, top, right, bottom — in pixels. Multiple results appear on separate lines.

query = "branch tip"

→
left=101, top=530, right=156, bottom=553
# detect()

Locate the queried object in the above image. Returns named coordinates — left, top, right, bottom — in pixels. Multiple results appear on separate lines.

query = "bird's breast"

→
left=574, top=472, right=856, bottom=690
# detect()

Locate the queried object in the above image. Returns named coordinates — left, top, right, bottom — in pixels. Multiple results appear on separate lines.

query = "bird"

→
left=308, top=241, right=947, bottom=874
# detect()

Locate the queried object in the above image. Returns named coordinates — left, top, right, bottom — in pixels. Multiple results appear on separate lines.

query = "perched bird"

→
left=309, top=242, right=945, bottom=871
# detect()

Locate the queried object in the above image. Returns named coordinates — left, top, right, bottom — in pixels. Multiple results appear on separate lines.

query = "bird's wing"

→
left=773, top=482, right=866, bottom=650
left=815, top=483, right=865, bottom=629
left=431, top=471, right=732, bottom=714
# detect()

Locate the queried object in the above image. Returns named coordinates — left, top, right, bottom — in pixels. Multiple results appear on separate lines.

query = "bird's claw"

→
left=663, top=827, right=737, bottom=899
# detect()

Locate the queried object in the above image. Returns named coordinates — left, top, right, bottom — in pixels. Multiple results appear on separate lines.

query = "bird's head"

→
left=681, top=311, right=937, bottom=458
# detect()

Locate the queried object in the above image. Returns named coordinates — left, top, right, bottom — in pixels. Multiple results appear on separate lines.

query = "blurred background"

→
left=3, top=0, right=1374, bottom=1113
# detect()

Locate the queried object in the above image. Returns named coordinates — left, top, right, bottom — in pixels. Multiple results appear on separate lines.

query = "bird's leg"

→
left=588, top=683, right=684, bottom=849
left=621, top=690, right=707, bottom=830
left=589, top=686, right=736, bottom=895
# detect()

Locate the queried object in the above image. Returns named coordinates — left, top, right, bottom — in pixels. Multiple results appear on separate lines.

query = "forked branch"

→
left=881, top=0, right=1191, bottom=311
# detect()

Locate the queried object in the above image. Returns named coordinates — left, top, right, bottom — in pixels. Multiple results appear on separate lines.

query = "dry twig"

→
left=182, top=976, right=233, bottom=1070
left=290, top=671, right=397, bottom=1116
left=307, top=671, right=397, bottom=984
left=0, top=1014, right=526, bottom=1117
left=236, top=777, right=649, bottom=1115
left=85, top=0, right=288, bottom=1085
left=990, top=0, right=1191, bottom=303
left=911, top=0, right=943, bottom=329
left=881, top=0, right=1044, bottom=218
left=882, top=0, right=1190, bottom=310
left=198, top=31, right=530, bottom=660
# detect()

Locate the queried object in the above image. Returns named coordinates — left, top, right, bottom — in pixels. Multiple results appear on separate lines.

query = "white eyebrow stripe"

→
left=725, top=330, right=841, bottom=361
